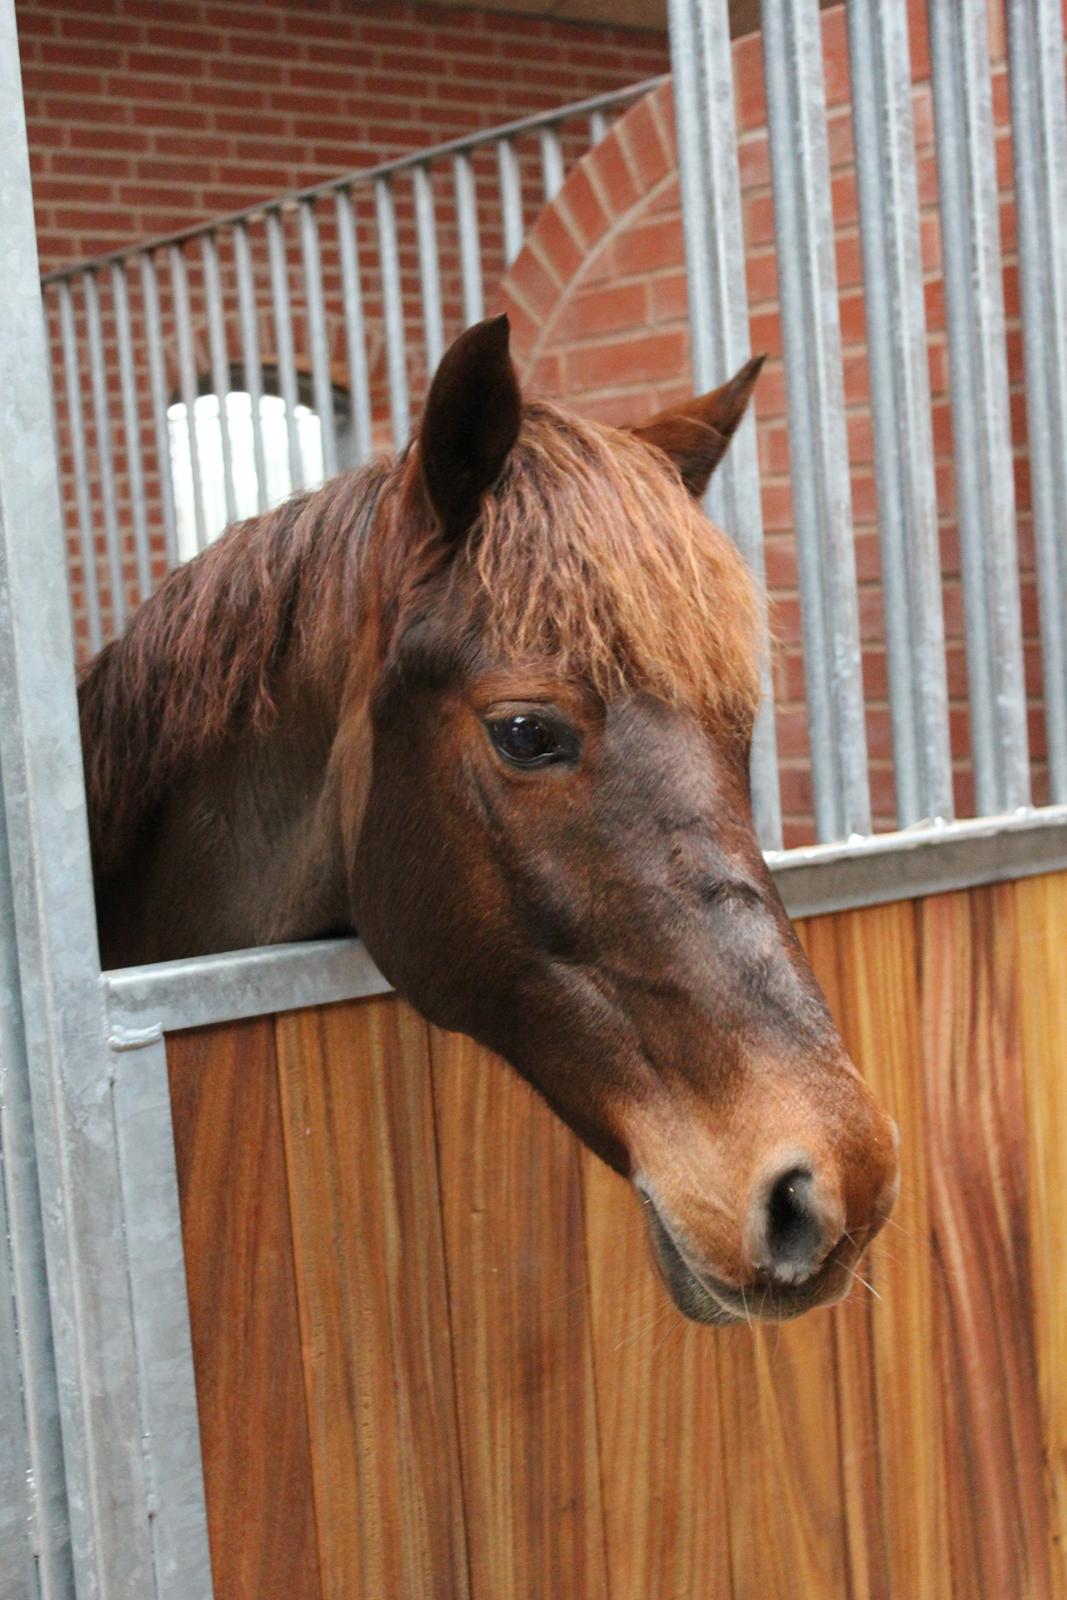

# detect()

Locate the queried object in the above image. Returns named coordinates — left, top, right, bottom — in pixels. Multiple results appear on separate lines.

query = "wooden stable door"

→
left=168, top=874, right=1067, bottom=1600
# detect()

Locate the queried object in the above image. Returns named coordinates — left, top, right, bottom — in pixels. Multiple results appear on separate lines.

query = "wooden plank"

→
left=168, top=1017, right=321, bottom=1600
left=275, top=996, right=470, bottom=1600
left=919, top=886, right=1050, bottom=1597
left=1014, top=870, right=1067, bottom=1593
left=580, top=1150, right=734, bottom=1600
left=428, top=1027, right=609, bottom=1600
left=820, top=900, right=952, bottom=1600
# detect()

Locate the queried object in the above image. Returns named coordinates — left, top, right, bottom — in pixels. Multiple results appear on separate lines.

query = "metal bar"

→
left=299, top=199, right=338, bottom=479
left=454, top=152, right=485, bottom=327
left=497, top=137, right=524, bottom=267
left=56, top=278, right=102, bottom=653
left=169, top=243, right=209, bottom=554
left=589, top=109, right=608, bottom=144
left=1006, top=0, right=1067, bottom=803
left=760, top=0, right=870, bottom=841
left=233, top=221, right=269, bottom=513
left=140, top=251, right=179, bottom=570
left=83, top=269, right=125, bottom=631
left=265, top=208, right=305, bottom=491
left=847, top=0, right=953, bottom=826
left=111, top=261, right=152, bottom=603
left=413, top=164, right=445, bottom=377
left=0, top=748, right=73, bottom=1596
left=928, top=0, right=1029, bottom=814
left=539, top=126, right=564, bottom=202
left=668, top=0, right=781, bottom=850
left=375, top=175, right=410, bottom=450
left=334, top=187, right=374, bottom=464
left=0, top=2, right=166, bottom=1582
left=200, top=231, right=237, bottom=526
left=41, top=77, right=668, bottom=284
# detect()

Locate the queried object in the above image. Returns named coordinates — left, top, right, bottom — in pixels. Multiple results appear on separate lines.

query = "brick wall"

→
left=498, top=6, right=1051, bottom=844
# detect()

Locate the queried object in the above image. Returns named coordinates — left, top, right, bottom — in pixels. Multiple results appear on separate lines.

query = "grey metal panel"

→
left=413, top=164, right=445, bottom=375
left=109, top=1032, right=212, bottom=1597
left=539, top=126, right=564, bottom=202
left=0, top=1, right=162, bottom=1586
left=1006, top=0, right=1067, bottom=803
left=374, top=175, right=410, bottom=451
left=846, top=0, right=952, bottom=826
left=265, top=208, right=305, bottom=491
left=334, top=187, right=374, bottom=464
left=668, top=0, right=782, bottom=850
left=298, top=200, right=338, bottom=478
left=109, top=264, right=151, bottom=604
left=83, top=272, right=125, bottom=632
left=453, top=152, right=485, bottom=327
left=200, top=232, right=237, bottom=526
left=233, top=222, right=269, bottom=514
left=169, top=244, right=208, bottom=552
left=760, top=0, right=870, bottom=843
left=139, top=252, right=179, bottom=570
left=497, top=138, right=524, bottom=267
left=56, top=280, right=101, bottom=654
left=928, top=0, right=1029, bottom=814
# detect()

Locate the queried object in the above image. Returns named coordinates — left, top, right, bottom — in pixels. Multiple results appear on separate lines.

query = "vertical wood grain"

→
left=1014, top=871, right=1067, bottom=1593
left=428, top=1026, right=610, bottom=1600
left=168, top=1018, right=321, bottom=1600
left=275, top=996, right=470, bottom=1600
left=919, top=885, right=1050, bottom=1598
left=580, top=1150, right=734, bottom=1600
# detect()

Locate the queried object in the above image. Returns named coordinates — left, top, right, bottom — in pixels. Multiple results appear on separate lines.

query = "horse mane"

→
left=80, top=398, right=761, bottom=888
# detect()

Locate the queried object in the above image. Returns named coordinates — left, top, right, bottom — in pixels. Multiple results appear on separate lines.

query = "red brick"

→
left=566, top=329, right=686, bottom=391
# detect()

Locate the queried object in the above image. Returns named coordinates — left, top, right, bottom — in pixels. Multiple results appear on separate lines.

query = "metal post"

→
left=668, top=0, right=782, bottom=849
left=84, top=270, right=125, bottom=632
left=928, top=0, right=1029, bottom=814
left=413, top=164, right=445, bottom=377
left=110, top=262, right=152, bottom=603
left=140, top=251, right=180, bottom=570
left=169, top=244, right=208, bottom=554
left=847, top=0, right=953, bottom=826
left=200, top=232, right=238, bottom=527
left=299, top=199, right=338, bottom=478
left=334, top=187, right=374, bottom=464
left=265, top=208, right=305, bottom=492
left=454, top=152, right=485, bottom=326
left=497, top=137, right=524, bottom=267
left=539, top=126, right=564, bottom=202
left=0, top=4, right=212, bottom=1590
left=57, top=279, right=102, bottom=654
left=233, top=222, right=269, bottom=513
left=760, top=0, right=870, bottom=841
left=375, top=175, right=410, bottom=450
left=1006, top=0, right=1067, bottom=803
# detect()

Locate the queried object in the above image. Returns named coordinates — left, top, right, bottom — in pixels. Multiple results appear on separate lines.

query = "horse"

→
left=79, top=314, right=898, bottom=1325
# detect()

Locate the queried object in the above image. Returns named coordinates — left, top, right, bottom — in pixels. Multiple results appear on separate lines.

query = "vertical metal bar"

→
left=57, top=277, right=102, bottom=653
left=497, top=137, right=524, bottom=267
left=140, top=250, right=180, bottom=570
left=298, top=199, right=337, bottom=479
left=169, top=243, right=208, bottom=554
left=589, top=109, right=609, bottom=144
left=453, top=152, right=485, bottom=327
left=540, top=126, right=564, bottom=202
left=928, top=0, right=1029, bottom=815
left=334, top=187, right=374, bottom=464
left=413, top=164, right=445, bottom=376
left=0, top=2, right=163, bottom=1584
left=847, top=0, right=953, bottom=826
left=233, top=221, right=269, bottom=512
left=200, top=231, right=237, bottom=526
left=761, top=0, right=870, bottom=841
left=111, top=262, right=152, bottom=604
left=84, top=269, right=126, bottom=631
left=265, top=208, right=305, bottom=491
left=668, top=0, right=781, bottom=849
left=374, top=175, right=410, bottom=450
left=0, top=747, right=72, bottom=1597
left=1006, top=0, right=1067, bottom=803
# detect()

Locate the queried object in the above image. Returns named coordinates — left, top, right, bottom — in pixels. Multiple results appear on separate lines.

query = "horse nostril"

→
left=761, top=1165, right=825, bottom=1285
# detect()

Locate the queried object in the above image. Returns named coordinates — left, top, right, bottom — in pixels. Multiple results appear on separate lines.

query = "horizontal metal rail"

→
left=40, top=77, right=667, bottom=285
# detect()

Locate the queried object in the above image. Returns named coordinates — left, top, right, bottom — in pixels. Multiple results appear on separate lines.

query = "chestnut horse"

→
left=80, top=315, right=898, bottom=1324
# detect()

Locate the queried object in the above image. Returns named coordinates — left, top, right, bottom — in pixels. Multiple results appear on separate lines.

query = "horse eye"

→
left=487, top=714, right=564, bottom=767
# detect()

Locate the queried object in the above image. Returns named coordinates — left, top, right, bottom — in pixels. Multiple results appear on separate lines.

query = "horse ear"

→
left=418, top=313, right=523, bottom=540
left=631, top=354, right=765, bottom=499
